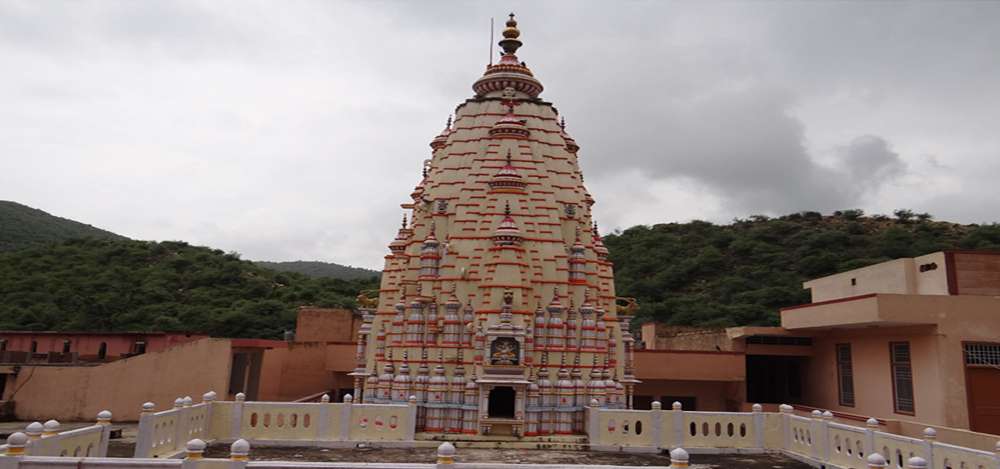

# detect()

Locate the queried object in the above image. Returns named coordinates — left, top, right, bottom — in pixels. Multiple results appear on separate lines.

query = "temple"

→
left=351, top=14, right=639, bottom=437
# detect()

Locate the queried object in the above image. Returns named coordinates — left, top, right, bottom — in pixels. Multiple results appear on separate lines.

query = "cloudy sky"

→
left=3, top=1, right=999, bottom=269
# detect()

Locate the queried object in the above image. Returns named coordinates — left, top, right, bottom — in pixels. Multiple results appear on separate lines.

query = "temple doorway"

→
left=488, top=386, right=516, bottom=418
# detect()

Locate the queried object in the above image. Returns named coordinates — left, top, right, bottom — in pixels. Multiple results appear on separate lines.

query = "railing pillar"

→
left=922, top=427, right=937, bottom=469
left=1, top=432, right=28, bottom=469
left=779, top=404, right=794, bottom=450
left=406, top=395, right=418, bottom=440
left=809, top=410, right=823, bottom=460
left=994, top=441, right=1000, bottom=469
left=339, top=394, right=353, bottom=440
left=316, top=396, right=332, bottom=439
left=820, top=410, right=833, bottom=463
left=174, top=397, right=192, bottom=454
left=865, top=418, right=880, bottom=457
left=752, top=404, right=764, bottom=449
left=202, top=391, right=216, bottom=439
left=651, top=401, right=663, bottom=449
left=588, top=399, right=600, bottom=441
left=96, top=410, right=113, bottom=457
left=672, top=401, right=684, bottom=448
left=134, top=402, right=157, bottom=458
left=231, top=393, right=246, bottom=439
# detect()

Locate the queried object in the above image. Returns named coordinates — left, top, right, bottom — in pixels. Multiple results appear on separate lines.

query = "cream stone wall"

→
left=10, top=338, right=231, bottom=421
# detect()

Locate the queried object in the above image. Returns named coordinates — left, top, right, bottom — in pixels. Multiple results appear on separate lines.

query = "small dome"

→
left=493, top=202, right=523, bottom=245
left=489, top=104, right=530, bottom=139
left=559, top=117, right=580, bottom=153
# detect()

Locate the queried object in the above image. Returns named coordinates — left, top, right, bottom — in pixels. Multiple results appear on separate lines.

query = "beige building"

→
left=636, top=250, right=1000, bottom=435
left=781, top=250, right=1000, bottom=434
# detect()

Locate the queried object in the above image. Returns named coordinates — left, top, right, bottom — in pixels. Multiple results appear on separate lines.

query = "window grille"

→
left=836, top=344, right=855, bottom=407
left=964, top=343, right=1000, bottom=366
left=890, top=342, right=914, bottom=414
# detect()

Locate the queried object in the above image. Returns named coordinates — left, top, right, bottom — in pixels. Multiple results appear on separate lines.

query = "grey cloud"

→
left=2, top=1, right=999, bottom=269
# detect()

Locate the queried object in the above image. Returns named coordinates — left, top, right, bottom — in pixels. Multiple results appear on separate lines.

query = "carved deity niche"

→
left=490, top=337, right=520, bottom=366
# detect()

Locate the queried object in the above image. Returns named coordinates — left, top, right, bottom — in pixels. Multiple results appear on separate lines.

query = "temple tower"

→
left=355, top=13, right=633, bottom=437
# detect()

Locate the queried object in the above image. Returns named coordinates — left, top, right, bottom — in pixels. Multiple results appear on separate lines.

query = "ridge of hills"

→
left=604, top=210, right=1000, bottom=327
left=2, top=201, right=1000, bottom=336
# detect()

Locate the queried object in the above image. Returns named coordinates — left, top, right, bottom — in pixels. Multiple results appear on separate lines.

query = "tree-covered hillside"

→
left=255, top=260, right=378, bottom=280
left=0, top=201, right=124, bottom=251
left=0, top=238, right=379, bottom=338
left=604, top=210, right=1000, bottom=327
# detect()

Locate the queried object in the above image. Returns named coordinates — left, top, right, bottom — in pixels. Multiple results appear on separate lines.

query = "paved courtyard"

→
left=202, top=445, right=813, bottom=468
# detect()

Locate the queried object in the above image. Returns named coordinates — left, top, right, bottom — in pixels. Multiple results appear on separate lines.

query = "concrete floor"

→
left=202, top=445, right=813, bottom=468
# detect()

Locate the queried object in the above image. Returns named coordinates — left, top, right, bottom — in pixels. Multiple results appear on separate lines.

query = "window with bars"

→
left=836, top=344, right=855, bottom=407
left=890, top=342, right=914, bottom=414
left=964, top=343, right=1000, bottom=366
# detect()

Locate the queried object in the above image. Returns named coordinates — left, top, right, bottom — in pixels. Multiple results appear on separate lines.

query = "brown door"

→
left=966, top=367, right=1000, bottom=435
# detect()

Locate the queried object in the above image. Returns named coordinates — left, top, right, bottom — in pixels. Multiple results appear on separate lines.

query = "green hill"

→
left=604, top=210, right=1000, bottom=327
left=255, top=260, right=378, bottom=281
left=0, top=201, right=124, bottom=251
left=0, top=238, right=378, bottom=338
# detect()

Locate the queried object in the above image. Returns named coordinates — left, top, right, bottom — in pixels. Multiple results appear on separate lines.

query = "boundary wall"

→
left=588, top=402, right=1000, bottom=469
left=134, top=392, right=417, bottom=458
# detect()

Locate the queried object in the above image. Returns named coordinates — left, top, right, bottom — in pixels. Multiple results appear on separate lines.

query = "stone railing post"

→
left=182, top=439, right=205, bottom=469
left=588, top=399, right=600, bottom=442
left=134, top=402, right=156, bottom=458
left=436, top=442, right=456, bottom=469
left=406, top=395, right=418, bottom=440
left=993, top=441, right=1000, bottom=469
left=231, top=393, right=245, bottom=439
left=806, top=410, right=822, bottom=459
left=202, top=391, right=216, bottom=439
left=922, top=427, right=936, bottom=469
left=96, top=410, right=113, bottom=457
left=315, top=395, right=331, bottom=440
left=670, top=447, right=689, bottom=468
left=868, top=452, right=888, bottom=469
left=820, top=410, right=833, bottom=462
left=174, top=397, right=191, bottom=454
left=752, top=404, right=764, bottom=449
left=230, top=439, right=250, bottom=469
left=865, top=417, right=880, bottom=457
left=672, top=401, right=685, bottom=448
left=779, top=404, right=794, bottom=450
left=339, top=394, right=353, bottom=440
left=651, top=401, right=663, bottom=449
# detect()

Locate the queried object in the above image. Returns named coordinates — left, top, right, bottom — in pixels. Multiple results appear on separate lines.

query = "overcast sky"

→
left=3, top=1, right=999, bottom=269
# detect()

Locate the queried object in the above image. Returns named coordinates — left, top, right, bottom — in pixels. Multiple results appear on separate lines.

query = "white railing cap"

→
left=907, top=456, right=927, bottom=469
left=670, top=447, right=689, bottom=461
left=6, top=432, right=28, bottom=446
left=187, top=439, right=207, bottom=451
left=867, top=453, right=887, bottom=466
left=231, top=438, right=250, bottom=454
left=866, top=417, right=880, bottom=427
left=672, top=401, right=682, bottom=410
left=922, top=427, right=936, bottom=439
left=25, top=422, right=43, bottom=434
left=437, top=441, right=456, bottom=456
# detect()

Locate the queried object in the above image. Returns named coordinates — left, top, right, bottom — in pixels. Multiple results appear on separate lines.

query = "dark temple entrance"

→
left=488, top=386, right=516, bottom=418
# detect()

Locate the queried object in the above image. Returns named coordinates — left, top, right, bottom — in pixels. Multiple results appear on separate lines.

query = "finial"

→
left=506, top=149, right=512, bottom=165
left=422, top=166, right=428, bottom=178
left=402, top=213, right=408, bottom=228
left=504, top=201, right=511, bottom=216
left=560, top=116, right=566, bottom=130
left=446, top=115, right=452, bottom=128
